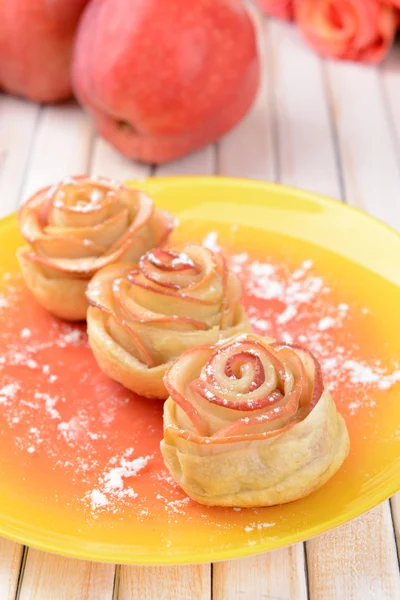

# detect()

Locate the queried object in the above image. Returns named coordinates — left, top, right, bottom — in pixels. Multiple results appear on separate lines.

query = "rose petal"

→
left=114, top=277, right=209, bottom=331
left=44, top=208, right=129, bottom=249
left=164, top=346, right=213, bottom=436
left=295, top=0, right=398, bottom=64
left=31, top=236, right=105, bottom=259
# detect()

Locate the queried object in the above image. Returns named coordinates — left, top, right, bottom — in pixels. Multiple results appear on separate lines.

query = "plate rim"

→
left=131, top=174, right=400, bottom=243
left=0, top=459, right=399, bottom=565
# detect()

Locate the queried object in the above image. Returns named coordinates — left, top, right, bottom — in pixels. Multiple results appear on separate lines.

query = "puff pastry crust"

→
left=86, top=245, right=250, bottom=398
left=161, top=333, right=350, bottom=507
left=17, top=175, right=173, bottom=320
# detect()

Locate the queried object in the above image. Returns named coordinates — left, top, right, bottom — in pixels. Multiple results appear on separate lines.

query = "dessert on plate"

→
left=161, top=333, right=350, bottom=507
left=86, top=244, right=250, bottom=398
left=17, top=175, right=173, bottom=321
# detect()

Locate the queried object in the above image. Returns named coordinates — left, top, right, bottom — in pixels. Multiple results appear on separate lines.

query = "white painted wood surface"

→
left=18, top=550, right=115, bottom=600
left=118, top=565, right=211, bottom=600
left=213, top=545, right=308, bottom=600
left=0, top=540, right=23, bottom=600
left=0, top=13, right=399, bottom=600
left=307, top=504, right=400, bottom=600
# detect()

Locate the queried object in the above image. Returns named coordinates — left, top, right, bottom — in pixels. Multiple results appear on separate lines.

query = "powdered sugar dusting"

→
left=244, top=522, right=275, bottom=533
left=343, top=361, right=400, bottom=391
left=0, top=383, right=20, bottom=405
left=317, top=317, right=336, bottom=331
left=89, top=489, right=108, bottom=508
left=83, top=451, right=153, bottom=517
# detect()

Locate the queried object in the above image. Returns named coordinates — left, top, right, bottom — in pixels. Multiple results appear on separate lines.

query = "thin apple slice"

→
left=206, top=338, right=286, bottom=393
left=44, top=208, right=129, bottom=249
left=106, top=190, right=154, bottom=255
left=272, top=345, right=309, bottom=407
left=164, top=346, right=214, bottom=436
left=31, top=235, right=105, bottom=259
left=213, top=381, right=302, bottom=438
left=139, top=248, right=201, bottom=289
left=273, top=342, right=324, bottom=408
left=190, top=376, right=283, bottom=411
left=114, top=277, right=209, bottom=330
left=150, top=208, right=175, bottom=247
left=86, top=262, right=134, bottom=311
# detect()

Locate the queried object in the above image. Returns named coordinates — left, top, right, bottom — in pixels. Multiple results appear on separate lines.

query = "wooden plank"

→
left=20, top=101, right=93, bottom=203
left=213, top=545, right=308, bottom=600
left=326, top=57, right=400, bottom=227
left=18, top=549, right=115, bottom=600
left=218, top=10, right=276, bottom=181
left=0, top=538, right=24, bottom=600
left=381, top=41, right=400, bottom=176
left=269, top=20, right=340, bottom=198
left=117, top=565, right=210, bottom=600
left=156, top=145, right=216, bottom=176
left=391, top=494, right=400, bottom=560
left=307, top=503, right=400, bottom=600
left=90, top=136, right=151, bottom=181
left=0, top=94, right=39, bottom=217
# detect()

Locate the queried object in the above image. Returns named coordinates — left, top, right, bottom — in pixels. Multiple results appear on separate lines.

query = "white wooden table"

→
left=0, top=13, right=399, bottom=600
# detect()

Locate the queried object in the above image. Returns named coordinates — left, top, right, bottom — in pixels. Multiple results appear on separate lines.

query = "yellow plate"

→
left=0, top=176, right=399, bottom=564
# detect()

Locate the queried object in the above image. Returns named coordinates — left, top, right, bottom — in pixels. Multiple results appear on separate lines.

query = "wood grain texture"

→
left=90, top=136, right=151, bottom=181
left=0, top=95, right=39, bottom=217
left=0, top=538, right=24, bottom=600
left=156, top=146, right=216, bottom=176
left=391, top=494, right=400, bottom=561
left=307, top=503, right=400, bottom=600
left=382, top=42, right=400, bottom=170
left=269, top=21, right=340, bottom=198
left=218, top=10, right=276, bottom=180
left=213, top=545, right=308, bottom=600
left=20, top=102, right=93, bottom=202
left=117, top=565, right=210, bottom=600
left=18, top=550, right=115, bottom=600
left=326, top=58, right=400, bottom=227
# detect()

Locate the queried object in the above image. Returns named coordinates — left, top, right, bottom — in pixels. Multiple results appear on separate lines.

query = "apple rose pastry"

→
left=17, top=176, right=173, bottom=321
left=86, top=245, right=250, bottom=399
left=161, top=333, right=350, bottom=507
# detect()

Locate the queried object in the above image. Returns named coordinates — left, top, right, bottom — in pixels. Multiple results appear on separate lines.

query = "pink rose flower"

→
left=295, top=0, right=398, bottom=64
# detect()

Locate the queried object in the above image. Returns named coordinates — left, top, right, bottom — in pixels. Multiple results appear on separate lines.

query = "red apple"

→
left=0, top=0, right=89, bottom=102
left=72, top=0, right=260, bottom=163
